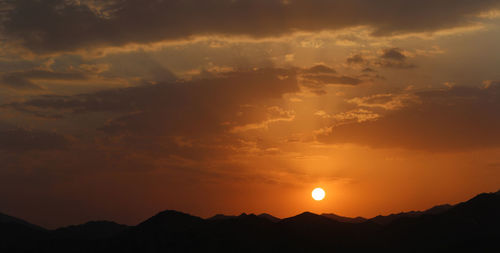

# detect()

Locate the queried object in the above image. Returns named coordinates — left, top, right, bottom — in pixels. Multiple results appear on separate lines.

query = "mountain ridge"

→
left=0, top=212, right=45, bottom=231
left=2, top=190, right=500, bottom=252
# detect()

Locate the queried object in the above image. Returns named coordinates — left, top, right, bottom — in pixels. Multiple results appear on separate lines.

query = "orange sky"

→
left=0, top=0, right=500, bottom=229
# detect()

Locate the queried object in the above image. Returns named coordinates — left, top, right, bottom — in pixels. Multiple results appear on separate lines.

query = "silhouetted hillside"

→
left=207, top=214, right=237, bottom=220
left=369, top=203, right=453, bottom=225
left=209, top=212, right=281, bottom=222
left=375, top=191, right=500, bottom=252
left=52, top=221, right=128, bottom=240
left=0, top=212, right=47, bottom=252
left=258, top=213, right=281, bottom=222
left=0, top=212, right=45, bottom=231
left=321, top=213, right=367, bottom=223
left=1, top=190, right=500, bottom=252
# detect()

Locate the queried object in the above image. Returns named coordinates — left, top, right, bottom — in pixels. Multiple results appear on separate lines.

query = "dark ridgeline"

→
left=1, top=190, right=500, bottom=252
left=321, top=213, right=367, bottom=223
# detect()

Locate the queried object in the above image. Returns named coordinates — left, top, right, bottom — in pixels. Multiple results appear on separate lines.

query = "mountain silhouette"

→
left=321, top=212, right=367, bottom=223
left=209, top=212, right=281, bottom=222
left=52, top=221, right=128, bottom=240
left=207, top=214, right=237, bottom=220
left=257, top=213, right=281, bottom=222
left=1, top=190, right=500, bottom=252
left=368, top=203, right=453, bottom=225
left=0, top=212, right=45, bottom=231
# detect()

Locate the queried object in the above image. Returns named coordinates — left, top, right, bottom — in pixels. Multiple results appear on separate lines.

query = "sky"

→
left=1, top=0, right=500, bottom=229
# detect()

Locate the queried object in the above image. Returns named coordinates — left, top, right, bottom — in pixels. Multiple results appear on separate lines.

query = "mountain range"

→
left=1, top=190, right=499, bottom=252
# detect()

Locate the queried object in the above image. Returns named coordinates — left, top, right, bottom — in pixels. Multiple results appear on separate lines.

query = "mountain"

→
left=1, top=190, right=500, bottom=252
left=52, top=221, right=128, bottom=240
left=208, top=213, right=281, bottom=222
left=0, top=212, right=48, bottom=251
left=282, top=211, right=341, bottom=227
left=375, top=191, right=500, bottom=251
left=134, top=210, right=204, bottom=235
left=369, top=203, right=453, bottom=225
left=424, top=204, right=453, bottom=214
left=207, top=214, right=237, bottom=220
left=0, top=212, right=45, bottom=230
left=321, top=213, right=367, bottom=223
left=258, top=213, right=281, bottom=222
left=321, top=204, right=452, bottom=225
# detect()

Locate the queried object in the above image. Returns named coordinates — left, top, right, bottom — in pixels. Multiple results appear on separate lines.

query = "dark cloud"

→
left=346, top=49, right=415, bottom=70
left=0, top=128, right=69, bottom=152
left=299, top=65, right=363, bottom=94
left=303, top=75, right=363, bottom=86
left=303, top=65, right=336, bottom=74
left=317, top=83, right=500, bottom=151
left=6, top=68, right=299, bottom=137
left=5, top=70, right=87, bottom=80
left=300, top=65, right=362, bottom=86
left=377, top=48, right=416, bottom=69
left=346, top=54, right=365, bottom=65
left=0, top=69, right=88, bottom=90
left=2, top=0, right=499, bottom=53
left=102, top=52, right=177, bottom=82
left=1, top=74, right=41, bottom=89
left=381, top=48, right=407, bottom=61
left=0, top=68, right=300, bottom=193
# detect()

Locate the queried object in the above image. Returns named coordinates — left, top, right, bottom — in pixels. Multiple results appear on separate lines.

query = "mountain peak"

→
left=0, top=212, right=45, bottom=231
left=282, top=211, right=336, bottom=224
left=297, top=211, right=317, bottom=216
left=321, top=213, right=367, bottom=223
left=258, top=213, right=281, bottom=222
left=208, top=214, right=236, bottom=220
left=137, top=210, right=203, bottom=231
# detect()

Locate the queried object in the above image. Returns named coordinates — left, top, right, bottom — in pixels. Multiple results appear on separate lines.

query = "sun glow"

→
left=312, top=188, right=325, bottom=201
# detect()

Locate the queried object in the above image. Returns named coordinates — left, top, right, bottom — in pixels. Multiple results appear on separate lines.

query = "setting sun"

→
left=312, top=188, right=326, bottom=201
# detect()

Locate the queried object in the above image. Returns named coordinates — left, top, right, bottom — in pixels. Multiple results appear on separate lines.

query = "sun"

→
left=312, top=187, right=325, bottom=201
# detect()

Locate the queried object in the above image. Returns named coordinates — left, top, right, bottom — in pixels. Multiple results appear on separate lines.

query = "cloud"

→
left=303, top=75, right=363, bottom=86
left=303, top=65, right=337, bottom=74
left=345, top=49, right=415, bottom=70
left=296, top=64, right=364, bottom=94
left=347, top=93, right=417, bottom=110
left=2, top=0, right=499, bottom=53
left=230, top=106, right=295, bottom=133
left=346, top=54, right=365, bottom=65
left=381, top=48, right=407, bottom=61
left=0, top=68, right=301, bottom=191
left=6, top=68, right=299, bottom=137
left=376, top=48, right=416, bottom=69
left=317, top=83, right=500, bottom=151
left=0, top=128, right=69, bottom=152
left=0, top=69, right=88, bottom=90
left=291, top=65, right=361, bottom=94
left=315, top=109, right=380, bottom=124
left=1, top=74, right=41, bottom=89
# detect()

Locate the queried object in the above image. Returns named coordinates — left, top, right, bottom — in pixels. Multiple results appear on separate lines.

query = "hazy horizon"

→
left=4, top=188, right=497, bottom=230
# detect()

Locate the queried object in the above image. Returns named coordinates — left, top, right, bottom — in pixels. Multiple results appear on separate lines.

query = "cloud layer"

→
left=0, top=128, right=68, bottom=152
left=318, top=83, right=500, bottom=151
left=2, top=0, right=499, bottom=53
